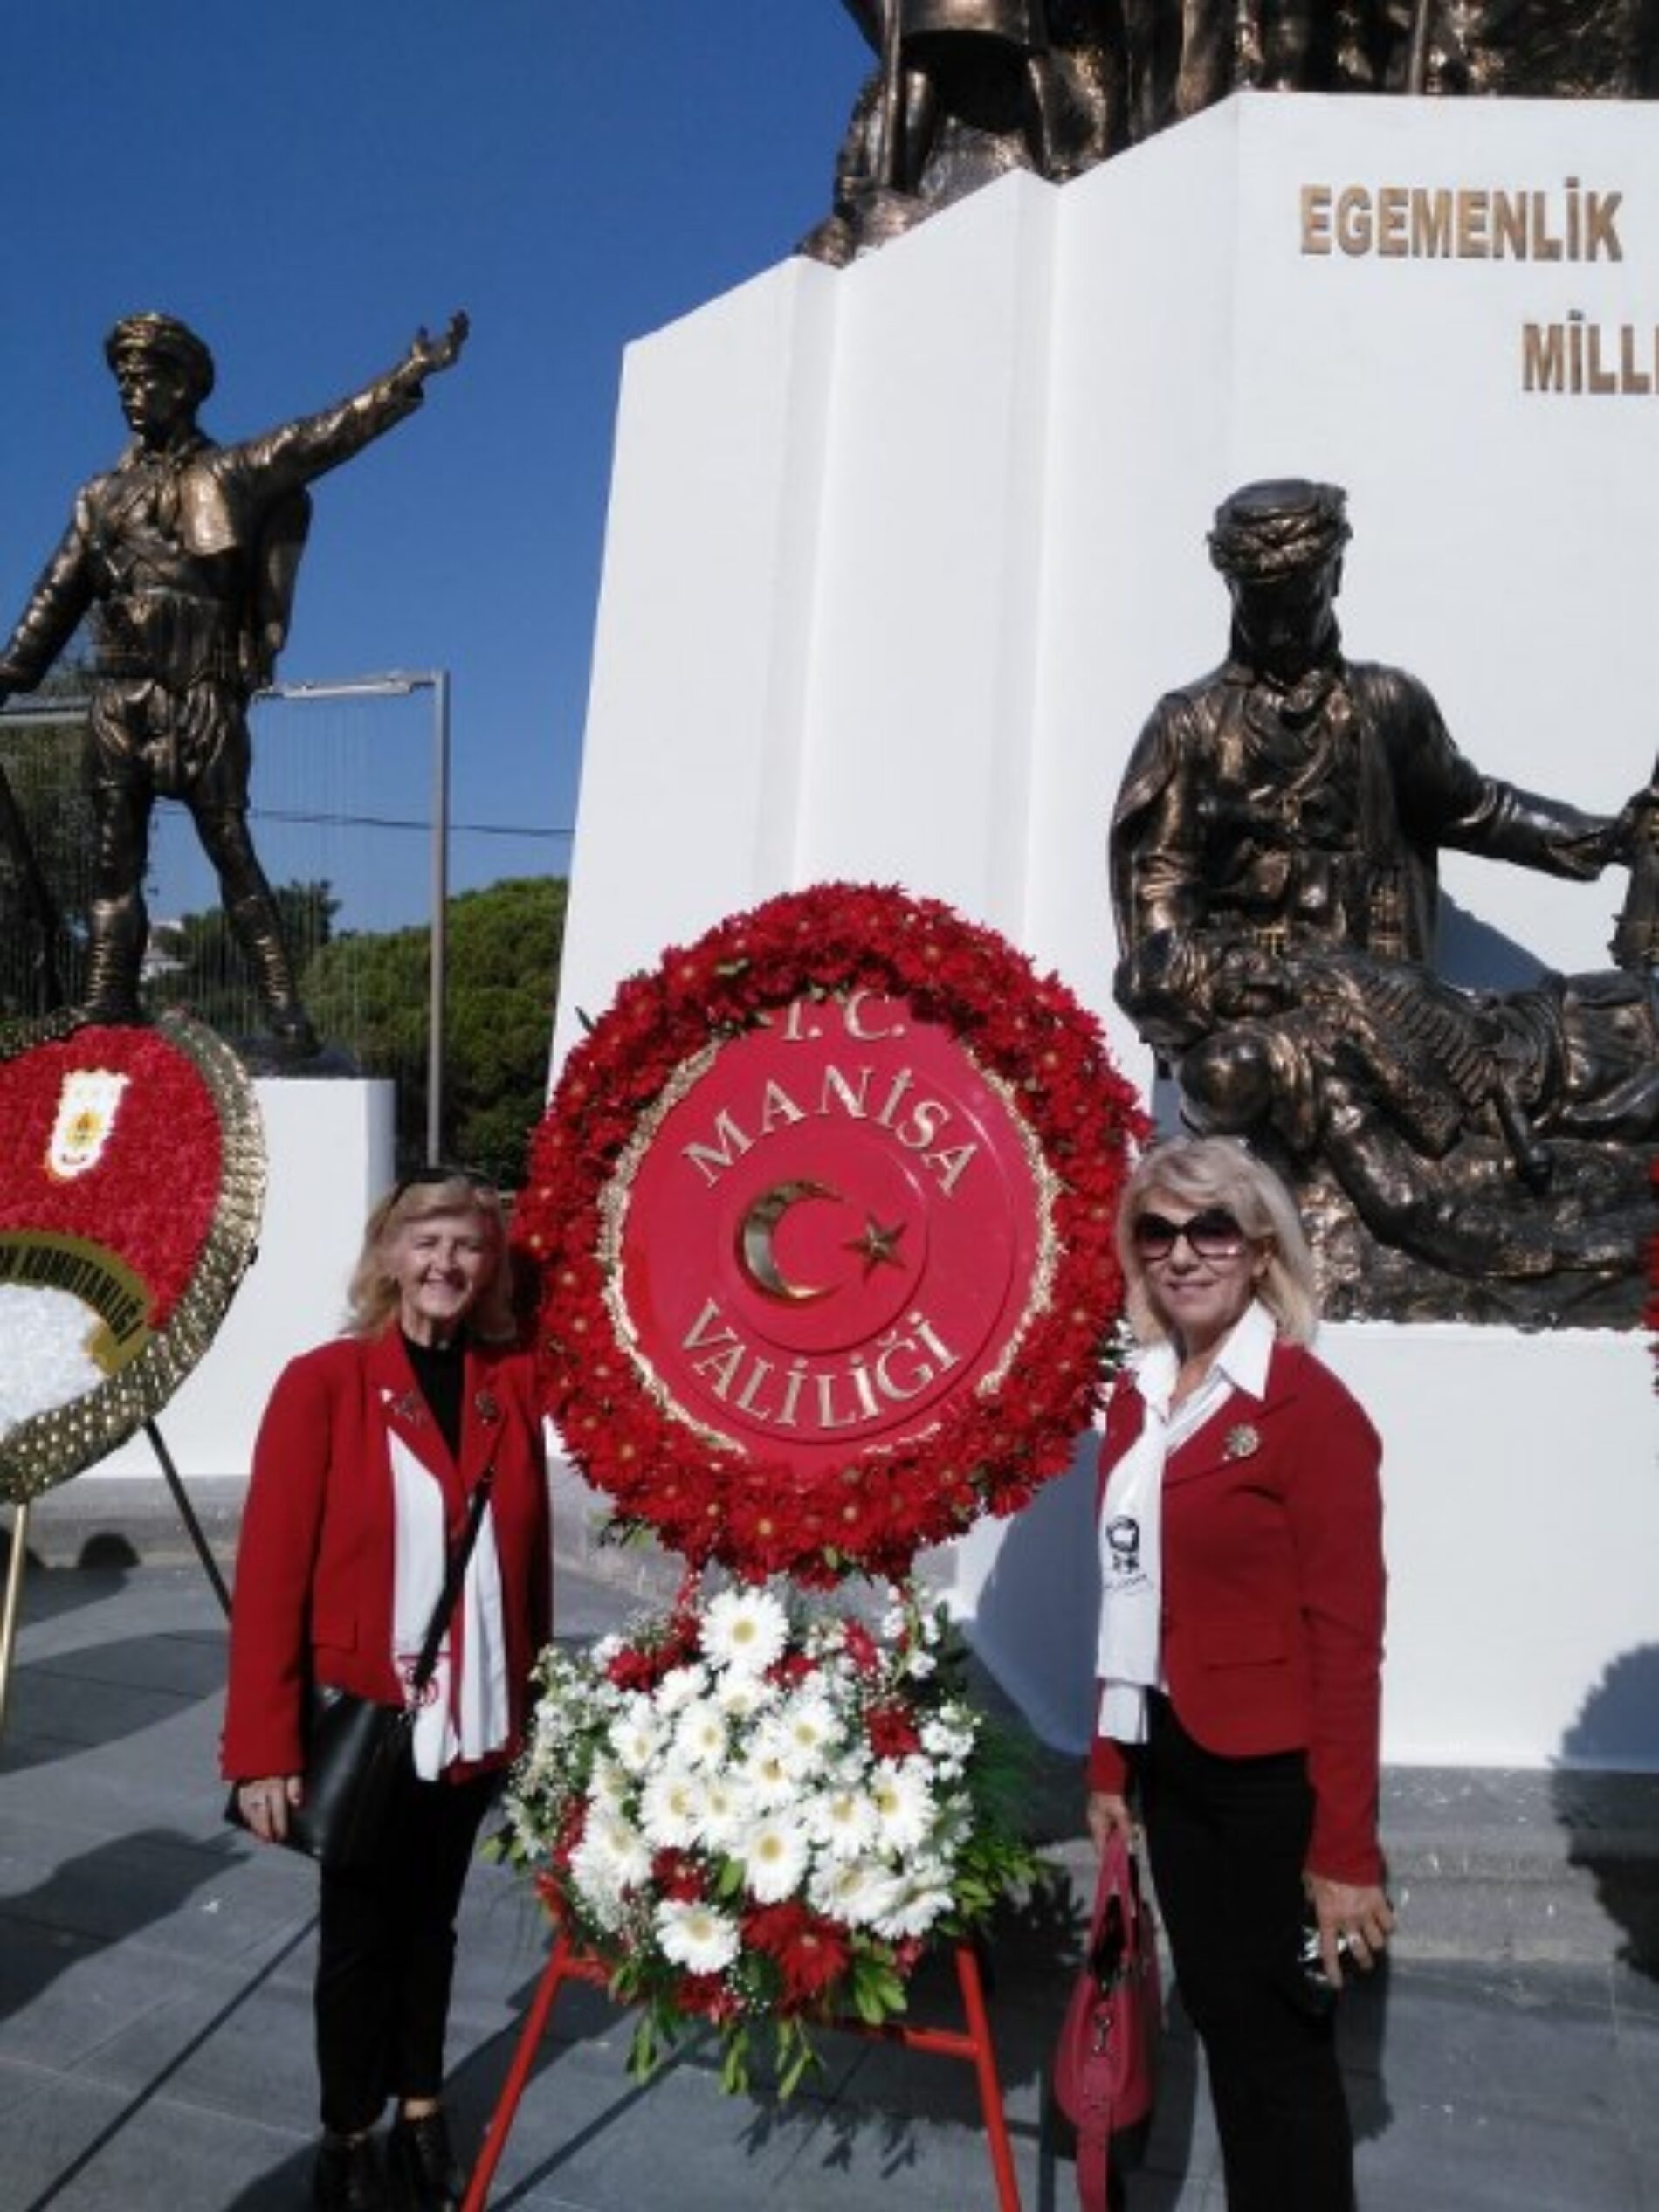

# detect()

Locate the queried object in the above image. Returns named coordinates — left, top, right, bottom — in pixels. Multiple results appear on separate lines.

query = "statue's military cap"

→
left=1208, top=479, right=1350, bottom=582
left=104, top=312, right=216, bottom=403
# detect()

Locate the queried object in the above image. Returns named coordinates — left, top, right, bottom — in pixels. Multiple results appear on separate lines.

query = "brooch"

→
left=474, top=1390, right=500, bottom=1426
left=1224, top=1423, right=1261, bottom=1460
left=390, top=1390, right=424, bottom=1426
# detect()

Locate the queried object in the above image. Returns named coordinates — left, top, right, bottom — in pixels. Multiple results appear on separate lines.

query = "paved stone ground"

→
left=2, top=1532, right=1657, bottom=2210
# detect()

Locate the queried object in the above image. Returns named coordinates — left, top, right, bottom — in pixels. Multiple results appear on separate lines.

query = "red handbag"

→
left=1053, top=1831, right=1162, bottom=2212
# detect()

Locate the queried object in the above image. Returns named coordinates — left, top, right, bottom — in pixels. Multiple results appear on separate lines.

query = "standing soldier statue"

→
left=0, top=310, right=468, bottom=1054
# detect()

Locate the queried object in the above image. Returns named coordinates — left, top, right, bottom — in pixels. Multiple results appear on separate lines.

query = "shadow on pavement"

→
left=1554, top=1643, right=1659, bottom=1980
left=0, top=1826, right=235, bottom=2020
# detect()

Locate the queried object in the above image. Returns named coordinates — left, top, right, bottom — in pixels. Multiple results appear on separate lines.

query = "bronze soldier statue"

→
left=1110, top=479, right=1655, bottom=1323
left=1112, top=479, right=1627, bottom=1001
left=0, top=310, right=468, bottom=1053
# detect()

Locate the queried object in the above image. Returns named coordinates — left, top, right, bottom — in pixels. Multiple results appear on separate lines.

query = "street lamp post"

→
left=264, top=671, right=451, bottom=1161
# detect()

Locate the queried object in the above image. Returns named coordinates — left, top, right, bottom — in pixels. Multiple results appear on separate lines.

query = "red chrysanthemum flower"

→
left=742, top=1901, right=853, bottom=2007
left=865, top=1702, right=923, bottom=1760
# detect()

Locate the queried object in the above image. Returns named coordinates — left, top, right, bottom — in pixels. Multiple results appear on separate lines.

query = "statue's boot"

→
left=229, top=893, right=320, bottom=1058
left=80, top=894, right=147, bottom=1025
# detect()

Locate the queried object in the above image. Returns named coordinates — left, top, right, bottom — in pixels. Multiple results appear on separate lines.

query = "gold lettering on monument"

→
left=1301, top=178, right=1624, bottom=262
left=681, top=996, right=981, bottom=1195
left=1298, top=175, right=1656, bottom=397
left=678, top=1295, right=962, bottom=1433
left=682, top=1067, right=981, bottom=1195
left=1522, top=313, right=1659, bottom=395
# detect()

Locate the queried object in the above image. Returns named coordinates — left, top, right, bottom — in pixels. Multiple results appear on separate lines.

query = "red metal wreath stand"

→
left=460, top=1921, right=1022, bottom=2212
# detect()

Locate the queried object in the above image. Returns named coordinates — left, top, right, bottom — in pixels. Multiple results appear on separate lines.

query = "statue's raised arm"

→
left=392, top=311, right=470, bottom=397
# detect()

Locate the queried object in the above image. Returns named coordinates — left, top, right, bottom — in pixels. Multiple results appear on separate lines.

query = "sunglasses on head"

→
left=1132, top=1207, right=1249, bottom=1262
left=391, top=1163, right=496, bottom=1203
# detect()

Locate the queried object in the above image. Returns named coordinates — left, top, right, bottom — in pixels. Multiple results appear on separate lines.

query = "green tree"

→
left=0, top=660, right=96, bottom=1016
left=306, top=874, right=567, bottom=1189
left=147, top=880, right=339, bottom=1035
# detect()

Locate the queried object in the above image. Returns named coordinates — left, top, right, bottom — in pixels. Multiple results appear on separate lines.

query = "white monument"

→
left=555, top=93, right=1656, bottom=1771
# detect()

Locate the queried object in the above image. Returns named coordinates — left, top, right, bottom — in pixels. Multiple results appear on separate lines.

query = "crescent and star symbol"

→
left=736, top=1180, right=909, bottom=1303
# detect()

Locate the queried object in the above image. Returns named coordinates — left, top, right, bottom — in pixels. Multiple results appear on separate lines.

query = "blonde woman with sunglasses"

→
left=1088, top=1136, right=1391, bottom=2212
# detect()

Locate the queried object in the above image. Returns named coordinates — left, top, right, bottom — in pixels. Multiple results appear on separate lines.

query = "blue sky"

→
left=0, top=4, right=871, bottom=928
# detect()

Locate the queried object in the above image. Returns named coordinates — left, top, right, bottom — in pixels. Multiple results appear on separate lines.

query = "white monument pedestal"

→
left=559, top=93, right=1657, bottom=1769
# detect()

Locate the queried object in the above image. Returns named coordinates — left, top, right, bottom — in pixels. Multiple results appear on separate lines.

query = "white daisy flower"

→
left=809, top=1857, right=898, bottom=1930
left=740, top=1812, right=810, bottom=1905
left=654, top=1662, right=710, bottom=1715
left=694, top=1771, right=755, bottom=1854
left=611, top=1699, right=666, bottom=1776
left=774, top=1693, right=841, bottom=1778
left=656, top=1898, right=740, bottom=1976
left=700, top=1587, right=789, bottom=1676
left=873, top=1865, right=954, bottom=1941
left=740, top=1724, right=800, bottom=1809
left=809, top=1783, right=880, bottom=1862
left=570, top=1809, right=650, bottom=1903
left=870, top=1759, right=935, bottom=1853
left=589, top=1755, right=632, bottom=1813
left=671, top=1698, right=731, bottom=1773
left=712, top=1670, right=770, bottom=1720
left=638, top=1765, right=707, bottom=1850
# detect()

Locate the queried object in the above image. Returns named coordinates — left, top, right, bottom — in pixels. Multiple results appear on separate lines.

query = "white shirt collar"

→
left=1215, top=1298, right=1277, bottom=1400
left=1134, top=1298, right=1277, bottom=1414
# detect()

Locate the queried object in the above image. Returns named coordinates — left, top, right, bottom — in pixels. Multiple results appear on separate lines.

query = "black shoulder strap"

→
left=405, top=1457, right=497, bottom=1695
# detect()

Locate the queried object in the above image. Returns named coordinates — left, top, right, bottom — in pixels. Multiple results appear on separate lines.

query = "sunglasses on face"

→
left=1132, top=1207, right=1249, bottom=1262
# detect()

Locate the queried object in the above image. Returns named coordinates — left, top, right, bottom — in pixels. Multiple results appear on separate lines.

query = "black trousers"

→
left=1138, top=1694, right=1354, bottom=2212
left=314, top=1766, right=497, bottom=2135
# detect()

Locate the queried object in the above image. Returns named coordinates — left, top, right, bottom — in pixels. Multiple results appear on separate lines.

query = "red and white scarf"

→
left=387, top=1426, right=510, bottom=1779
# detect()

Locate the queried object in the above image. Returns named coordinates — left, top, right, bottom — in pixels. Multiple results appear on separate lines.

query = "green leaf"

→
left=627, top=2015, right=659, bottom=2082
left=774, top=2019, right=822, bottom=2101
left=719, top=2025, right=751, bottom=2096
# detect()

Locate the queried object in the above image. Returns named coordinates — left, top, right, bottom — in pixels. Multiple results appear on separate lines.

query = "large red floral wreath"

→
left=0, top=1010, right=265, bottom=1501
left=515, top=884, right=1146, bottom=1584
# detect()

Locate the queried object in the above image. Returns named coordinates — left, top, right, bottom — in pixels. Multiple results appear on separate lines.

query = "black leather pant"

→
left=1139, top=1694, right=1353, bottom=2212
left=314, top=1768, right=497, bottom=2136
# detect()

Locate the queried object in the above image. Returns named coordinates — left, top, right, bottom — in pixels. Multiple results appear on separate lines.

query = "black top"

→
left=401, top=1330, right=465, bottom=1461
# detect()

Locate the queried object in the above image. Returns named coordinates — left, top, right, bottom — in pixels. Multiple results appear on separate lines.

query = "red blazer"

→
left=221, top=1329, right=552, bottom=1782
left=1088, top=1339, right=1386, bottom=1885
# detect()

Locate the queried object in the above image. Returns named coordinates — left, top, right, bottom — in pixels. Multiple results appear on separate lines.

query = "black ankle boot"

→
left=312, top=2131, right=387, bottom=2212
left=386, top=2109, right=463, bottom=2211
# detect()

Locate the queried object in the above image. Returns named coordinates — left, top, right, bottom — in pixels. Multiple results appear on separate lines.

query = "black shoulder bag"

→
left=227, top=1459, right=497, bottom=1871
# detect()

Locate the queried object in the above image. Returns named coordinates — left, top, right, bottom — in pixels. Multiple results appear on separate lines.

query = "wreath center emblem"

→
left=608, top=987, right=1049, bottom=1467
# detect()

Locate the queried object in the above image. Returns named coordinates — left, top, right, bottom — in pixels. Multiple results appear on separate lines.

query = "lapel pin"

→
left=475, top=1390, right=500, bottom=1425
left=1224, top=1423, right=1261, bottom=1459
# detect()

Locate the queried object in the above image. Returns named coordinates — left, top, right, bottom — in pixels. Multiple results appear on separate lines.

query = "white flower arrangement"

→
left=0, top=1285, right=107, bottom=1439
left=499, top=1581, right=1035, bottom=2093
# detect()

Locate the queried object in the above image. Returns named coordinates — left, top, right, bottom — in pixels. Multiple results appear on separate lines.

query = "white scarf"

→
left=1095, top=1300, right=1277, bottom=1744
left=388, top=1425, right=511, bottom=1780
